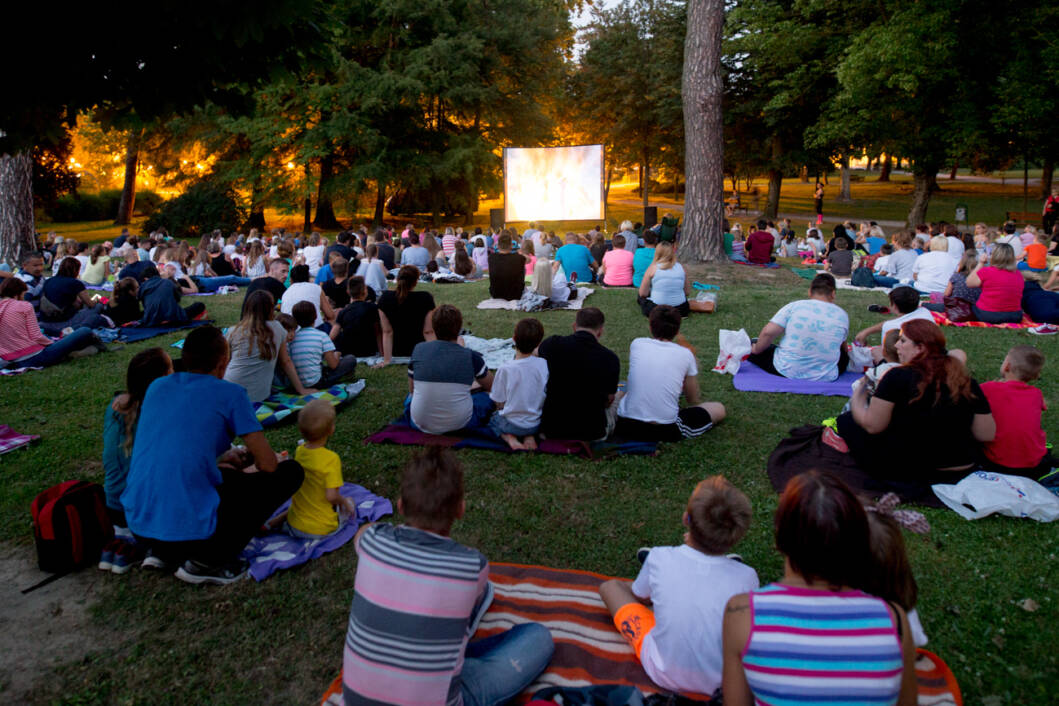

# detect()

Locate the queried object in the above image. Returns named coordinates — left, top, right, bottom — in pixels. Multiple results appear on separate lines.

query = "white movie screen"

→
left=503, top=145, right=604, bottom=222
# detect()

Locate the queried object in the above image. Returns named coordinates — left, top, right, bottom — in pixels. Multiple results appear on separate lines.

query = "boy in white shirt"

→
left=599, top=476, right=759, bottom=696
left=489, top=318, right=549, bottom=450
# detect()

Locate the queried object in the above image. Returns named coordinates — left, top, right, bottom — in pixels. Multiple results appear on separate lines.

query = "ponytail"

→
left=395, top=265, right=419, bottom=304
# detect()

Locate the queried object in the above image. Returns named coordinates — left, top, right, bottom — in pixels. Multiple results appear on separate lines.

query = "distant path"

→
left=610, top=197, right=907, bottom=228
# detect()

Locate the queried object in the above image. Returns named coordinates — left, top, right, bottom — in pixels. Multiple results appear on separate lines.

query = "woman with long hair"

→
left=638, top=241, right=696, bottom=316
left=375, top=265, right=435, bottom=366
left=452, top=247, right=476, bottom=277
left=722, top=471, right=916, bottom=706
left=244, top=241, right=267, bottom=278
left=224, top=290, right=312, bottom=401
left=837, top=318, right=994, bottom=479
left=355, top=243, right=389, bottom=300
left=81, top=244, right=112, bottom=285
left=103, top=347, right=174, bottom=529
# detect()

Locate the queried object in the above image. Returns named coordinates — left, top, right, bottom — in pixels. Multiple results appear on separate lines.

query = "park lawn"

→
left=1, top=264, right=1057, bottom=704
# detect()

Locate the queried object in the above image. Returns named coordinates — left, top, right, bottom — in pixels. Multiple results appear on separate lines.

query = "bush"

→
left=47, top=191, right=121, bottom=222
left=142, top=181, right=246, bottom=237
left=134, top=190, right=164, bottom=216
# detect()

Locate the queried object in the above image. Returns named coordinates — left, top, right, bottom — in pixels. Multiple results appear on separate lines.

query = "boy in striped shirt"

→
left=342, top=447, right=554, bottom=705
left=288, top=301, right=355, bottom=389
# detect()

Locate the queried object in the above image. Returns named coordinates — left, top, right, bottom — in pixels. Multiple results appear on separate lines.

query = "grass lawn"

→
left=1, top=262, right=1056, bottom=704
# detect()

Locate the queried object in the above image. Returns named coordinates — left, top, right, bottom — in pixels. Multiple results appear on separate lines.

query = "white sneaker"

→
left=1029, top=324, right=1059, bottom=335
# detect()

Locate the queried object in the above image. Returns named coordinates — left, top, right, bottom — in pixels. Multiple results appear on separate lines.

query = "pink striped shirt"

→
left=0, top=298, right=46, bottom=360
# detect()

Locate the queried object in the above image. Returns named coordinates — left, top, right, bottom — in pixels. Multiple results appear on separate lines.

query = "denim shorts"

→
left=489, top=413, right=539, bottom=438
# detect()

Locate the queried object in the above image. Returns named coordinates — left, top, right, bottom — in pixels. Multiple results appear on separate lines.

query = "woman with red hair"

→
left=837, top=318, right=995, bottom=478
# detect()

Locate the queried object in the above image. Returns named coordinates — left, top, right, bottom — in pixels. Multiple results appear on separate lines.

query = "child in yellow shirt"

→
left=284, top=400, right=355, bottom=537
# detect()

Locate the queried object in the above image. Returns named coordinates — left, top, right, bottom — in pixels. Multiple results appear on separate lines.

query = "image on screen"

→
left=503, top=145, right=604, bottom=222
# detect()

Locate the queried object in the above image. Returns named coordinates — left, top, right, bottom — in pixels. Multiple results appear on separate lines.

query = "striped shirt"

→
left=289, top=327, right=335, bottom=387
left=0, top=298, right=46, bottom=361
left=742, top=583, right=904, bottom=706
left=343, top=523, right=489, bottom=706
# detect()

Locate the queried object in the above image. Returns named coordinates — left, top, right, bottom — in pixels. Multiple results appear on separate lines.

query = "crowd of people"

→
left=8, top=208, right=1057, bottom=705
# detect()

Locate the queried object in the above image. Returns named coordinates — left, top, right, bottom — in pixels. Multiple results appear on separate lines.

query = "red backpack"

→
left=31, top=481, right=114, bottom=574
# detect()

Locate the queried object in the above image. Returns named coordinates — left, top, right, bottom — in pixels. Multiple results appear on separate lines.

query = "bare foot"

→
left=522, top=436, right=538, bottom=451
left=501, top=433, right=526, bottom=450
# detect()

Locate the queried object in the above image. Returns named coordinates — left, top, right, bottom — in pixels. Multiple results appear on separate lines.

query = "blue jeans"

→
left=972, top=305, right=1023, bottom=324
left=19, top=327, right=98, bottom=367
left=459, top=623, right=554, bottom=706
left=403, top=390, right=495, bottom=434
left=872, top=274, right=899, bottom=287
left=192, top=275, right=252, bottom=292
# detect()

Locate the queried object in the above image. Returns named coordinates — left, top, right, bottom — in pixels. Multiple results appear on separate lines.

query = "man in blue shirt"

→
left=121, top=325, right=304, bottom=584
left=555, top=233, right=598, bottom=283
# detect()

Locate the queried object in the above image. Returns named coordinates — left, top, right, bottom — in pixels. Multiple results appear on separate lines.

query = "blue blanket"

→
left=95, top=320, right=211, bottom=344
left=241, top=483, right=393, bottom=581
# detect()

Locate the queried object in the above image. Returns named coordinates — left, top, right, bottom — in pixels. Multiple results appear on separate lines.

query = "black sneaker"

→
left=141, top=549, right=175, bottom=572
left=175, top=559, right=248, bottom=585
left=867, top=305, right=890, bottom=314
left=636, top=547, right=651, bottom=564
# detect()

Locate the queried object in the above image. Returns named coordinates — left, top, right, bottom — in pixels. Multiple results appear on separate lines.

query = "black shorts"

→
left=615, top=407, right=714, bottom=442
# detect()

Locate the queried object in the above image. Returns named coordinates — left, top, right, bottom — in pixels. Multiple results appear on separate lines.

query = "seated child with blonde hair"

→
left=980, top=345, right=1055, bottom=477
left=274, top=399, right=354, bottom=537
left=599, top=476, right=759, bottom=696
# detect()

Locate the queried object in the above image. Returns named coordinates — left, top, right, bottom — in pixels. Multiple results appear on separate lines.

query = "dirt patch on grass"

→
left=0, top=543, right=109, bottom=701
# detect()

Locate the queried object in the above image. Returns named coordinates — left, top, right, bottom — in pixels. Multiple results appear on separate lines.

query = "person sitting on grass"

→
left=599, top=476, right=758, bottom=697
left=40, top=256, right=104, bottom=327
left=747, top=273, right=849, bottom=381
left=555, top=231, right=597, bottom=283
left=487, top=231, right=525, bottom=300
left=632, top=230, right=659, bottom=287
left=331, top=277, right=383, bottom=358
left=489, top=317, right=548, bottom=450
left=289, top=301, right=357, bottom=390
left=376, top=265, right=436, bottom=367
left=100, top=348, right=173, bottom=573
left=321, top=257, right=351, bottom=309
left=616, top=305, right=725, bottom=442
left=244, top=258, right=289, bottom=313
left=824, top=236, right=855, bottom=277
left=721, top=471, right=916, bottom=706
left=120, top=325, right=305, bottom=584
left=745, top=220, right=775, bottom=265
left=281, top=264, right=335, bottom=330
left=105, top=277, right=142, bottom=326
left=865, top=500, right=930, bottom=648
left=979, top=345, right=1055, bottom=477
left=342, top=445, right=554, bottom=705
left=639, top=241, right=692, bottom=317
left=599, top=233, right=635, bottom=287
left=266, top=400, right=356, bottom=538
left=406, top=305, right=494, bottom=435
left=225, top=290, right=313, bottom=402
left=965, top=243, right=1025, bottom=324
left=0, top=277, right=101, bottom=368
left=138, top=265, right=206, bottom=326
left=854, top=285, right=935, bottom=362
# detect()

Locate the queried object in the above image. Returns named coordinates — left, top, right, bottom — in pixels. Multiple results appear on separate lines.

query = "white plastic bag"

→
left=713, top=328, right=751, bottom=375
left=847, top=342, right=874, bottom=373
left=932, top=471, right=1059, bottom=522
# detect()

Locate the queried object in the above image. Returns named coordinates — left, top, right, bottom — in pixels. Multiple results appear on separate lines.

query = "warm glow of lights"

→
left=286, top=162, right=295, bottom=170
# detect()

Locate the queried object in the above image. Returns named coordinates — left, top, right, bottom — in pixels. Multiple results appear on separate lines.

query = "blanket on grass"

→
left=318, top=563, right=962, bottom=705
left=767, top=424, right=946, bottom=506
left=107, top=319, right=211, bottom=343
left=930, top=310, right=1038, bottom=329
left=734, top=362, right=859, bottom=397
left=364, top=422, right=657, bottom=460
left=255, top=380, right=366, bottom=428
left=352, top=335, right=516, bottom=369
left=0, top=366, right=43, bottom=377
left=240, top=483, right=392, bottom=581
left=0, top=425, right=39, bottom=454
left=733, top=260, right=781, bottom=269
left=478, top=287, right=594, bottom=311
left=790, top=267, right=894, bottom=293
left=86, top=283, right=229, bottom=296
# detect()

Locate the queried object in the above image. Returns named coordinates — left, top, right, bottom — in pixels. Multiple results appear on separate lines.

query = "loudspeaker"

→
left=643, top=206, right=658, bottom=229
left=490, top=208, right=505, bottom=231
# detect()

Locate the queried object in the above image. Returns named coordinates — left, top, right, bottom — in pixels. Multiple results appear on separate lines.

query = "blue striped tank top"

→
left=742, top=583, right=904, bottom=705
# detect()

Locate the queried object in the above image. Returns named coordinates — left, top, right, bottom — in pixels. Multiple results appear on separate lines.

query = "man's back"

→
left=487, top=251, right=525, bottom=300
left=539, top=332, right=619, bottom=440
left=343, top=523, right=489, bottom=706
left=746, top=231, right=774, bottom=263
left=555, top=243, right=593, bottom=281
left=139, top=278, right=183, bottom=325
left=409, top=340, right=487, bottom=434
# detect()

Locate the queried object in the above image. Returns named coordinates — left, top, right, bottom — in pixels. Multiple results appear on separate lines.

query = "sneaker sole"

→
left=110, top=563, right=133, bottom=575
left=98, top=560, right=114, bottom=571
left=142, top=557, right=171, bottom=571
left=174, top=567, right=246, bottom=585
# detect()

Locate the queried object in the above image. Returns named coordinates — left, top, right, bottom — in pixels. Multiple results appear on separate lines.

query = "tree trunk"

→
left=765, top=169, right=782, bottom=219
left=1039, top=157, right=1054, bottom=200
left=373, top=181, right=386, bottom=227
left=642, top=150, right=650, bottom=212
left=603, top=161, right=614, bottom=211
left=247, top=178, right=266, bottom=230
left=838, top=154, right=852, bottom=201
left=114, top=128, right=142, bottom=225
left=907, top=166, right=939, bottom=226
left=949, top=160, right=959, bottom=180
left=312, top=153, right=341, bottom=229
left=0, top=152, right=36, bottom=267
left=878, top=153, right=892, bottom=182
left=799, top=165, right=809, bottom=183
left=678, top=0, right=725, bottom=263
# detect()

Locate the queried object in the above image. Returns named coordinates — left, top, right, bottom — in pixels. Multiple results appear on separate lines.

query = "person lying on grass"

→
left=489, top=317, right=548, bottom=450
left=342, top=446, right=554, bottom=705
left=600, top=476, right=758, bottom=697
left=405, top=304, right=494, bottom=435
left=748, top=273, right=849, bottom=381
left=120, top=325, right=305, bottom=585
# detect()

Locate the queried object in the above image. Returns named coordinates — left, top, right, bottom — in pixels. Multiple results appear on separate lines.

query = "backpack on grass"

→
left=850, top=266, right=876, bottom=288
left=30, top=480, right=113, bottom=575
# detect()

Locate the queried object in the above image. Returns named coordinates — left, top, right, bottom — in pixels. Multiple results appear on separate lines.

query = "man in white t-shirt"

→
left=615, top=305, right=726, bottom=441
left=598, top=476, right=759, bottom=695
left=912, top=236, right=957, bottom=294
left=280, top=265, right=335, bottom=328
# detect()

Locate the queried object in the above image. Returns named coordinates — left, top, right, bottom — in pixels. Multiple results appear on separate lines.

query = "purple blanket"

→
left=733, top=361, right=859, bottom=397
left=240, top=483, right=393, bottom=581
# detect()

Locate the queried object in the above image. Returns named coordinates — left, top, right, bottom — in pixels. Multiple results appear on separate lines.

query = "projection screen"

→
left=503, top=145, right=604, bottom=222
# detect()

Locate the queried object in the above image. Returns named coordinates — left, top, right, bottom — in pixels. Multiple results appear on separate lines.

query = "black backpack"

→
left=30, top=480, right=113, bottom=575
left=850, top=266, right=876, bottom=288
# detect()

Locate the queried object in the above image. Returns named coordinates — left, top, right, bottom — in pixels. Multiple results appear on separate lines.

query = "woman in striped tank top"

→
left=721, top=471, right=917, bottom=706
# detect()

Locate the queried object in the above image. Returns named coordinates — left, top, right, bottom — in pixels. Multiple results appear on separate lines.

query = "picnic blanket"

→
left=0, top=425, right=39, bottom=454
left=240, top=483, right=392, bottom=581
left=930, top=310, right=1037, bottom=329
left=790, top=267, right=893, bottom=293
left=365, top=422, right=657, bottom=460
left=254, top=380, right=366, bottom=428
left=734, top=362, right=859, bottom=397
left=733, top=260, right=781, bottom=269
left=319, top=563, right=964, bottom=705
left=0, top=366, right=43, bottom=377
left=478, top=287, right=594, bottom=311
left=355, top=336, right=516, bottom=369
left=110, top=319, right=212, bottom=343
